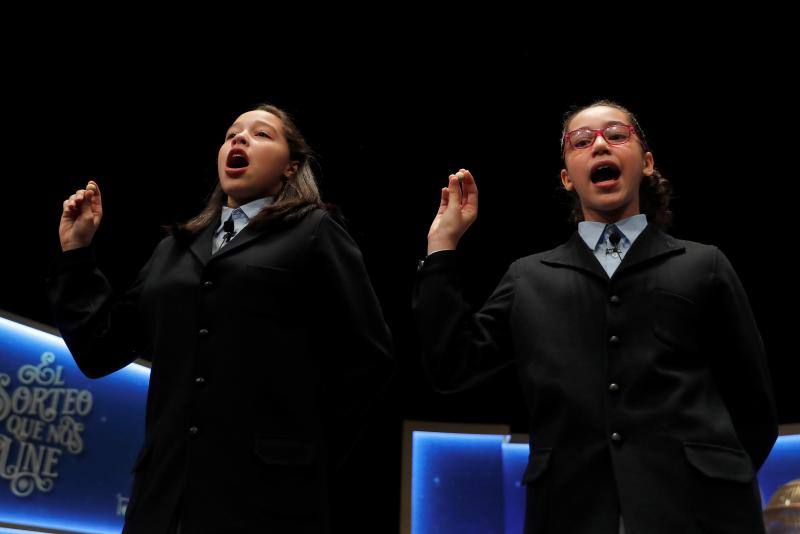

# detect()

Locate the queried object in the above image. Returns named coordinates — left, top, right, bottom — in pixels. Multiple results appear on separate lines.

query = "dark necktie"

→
left=220, top=208, right=244, bottom=248
left=605, top=225, right=623, bottom=260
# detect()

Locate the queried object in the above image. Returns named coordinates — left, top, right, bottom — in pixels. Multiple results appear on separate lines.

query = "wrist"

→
left=61, top=241, right=90, bottom=252
left=427, top=239, right=457, bottom=255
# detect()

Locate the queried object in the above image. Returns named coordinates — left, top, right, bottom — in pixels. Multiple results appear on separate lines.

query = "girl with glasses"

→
left=414, top=100, right=777, bottom=533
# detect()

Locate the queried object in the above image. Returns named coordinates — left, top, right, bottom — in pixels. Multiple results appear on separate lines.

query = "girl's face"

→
left=218, top=110, right=298, bottom=208
left=560, top=105, right=654, bottom=223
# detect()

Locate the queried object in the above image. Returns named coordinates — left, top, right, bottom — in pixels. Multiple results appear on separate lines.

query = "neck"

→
left=226, top=183, right=284, bottom=209
left=582, top=204, right=640, bottom=225
left=226, top=195, right=266, bottom=209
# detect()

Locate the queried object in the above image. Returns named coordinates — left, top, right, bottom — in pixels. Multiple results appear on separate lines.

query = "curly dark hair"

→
left=558, top=99, right=674, bottom=230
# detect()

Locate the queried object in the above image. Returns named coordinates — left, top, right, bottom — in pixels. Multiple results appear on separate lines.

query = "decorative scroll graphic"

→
left=0, top=352, right=92, bottom=497
left=116, top=493, right=129, bottom=516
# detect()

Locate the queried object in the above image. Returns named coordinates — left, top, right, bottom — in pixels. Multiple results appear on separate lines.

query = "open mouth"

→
left=226, top=151, right=249, bottom=169
left=590, top=164, right=621, bottom=184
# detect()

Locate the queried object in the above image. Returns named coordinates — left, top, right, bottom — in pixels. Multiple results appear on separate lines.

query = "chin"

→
left=221, top=186, right=252, bottom=202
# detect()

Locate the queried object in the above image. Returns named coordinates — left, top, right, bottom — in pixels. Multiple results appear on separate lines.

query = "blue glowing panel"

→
left=412, top=432, right=506, bottom=534
left=500, top=443, right=529, bottom=534
left=757, top=435, right=800, bottom=507
left=0, top=316, right=149, bottom=534
left=412, top=430, right=800, bottom=533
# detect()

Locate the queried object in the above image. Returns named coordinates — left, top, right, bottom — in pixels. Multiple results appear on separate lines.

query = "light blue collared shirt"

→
left=212, top=196, right=275, bottom=254
left=577, top=213, right=648, bottom=278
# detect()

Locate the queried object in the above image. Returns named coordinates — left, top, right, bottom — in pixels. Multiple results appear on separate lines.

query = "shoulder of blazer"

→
left=149, top=233, right=179, bottom=256
left=512, top=237, right=576, bottom=271
left=245, top=205, right=324, bottom=234
left=308, top=207, right=356, bottom=239
left=656, top=230, right=720, bottom=266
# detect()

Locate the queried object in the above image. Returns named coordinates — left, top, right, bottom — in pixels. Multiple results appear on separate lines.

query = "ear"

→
left=560, top=168, right=574, bottom=191
left=642, top=151, right=655, bottom=177
left=284, top=161, right=300, bottom=179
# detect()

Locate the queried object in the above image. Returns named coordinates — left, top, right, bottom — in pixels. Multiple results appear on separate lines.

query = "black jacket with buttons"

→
left=46, top=208, right=394, bottom=534
left=413, top=223, right=777, bottom=534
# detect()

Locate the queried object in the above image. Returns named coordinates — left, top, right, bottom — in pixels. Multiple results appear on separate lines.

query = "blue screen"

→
left=410, top=430, right=800, bottom=533
left=0, top=315, right=149, bottom=534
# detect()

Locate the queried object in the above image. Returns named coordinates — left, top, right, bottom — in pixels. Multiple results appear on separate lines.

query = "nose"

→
left=231, top=131, right=249, bottom=146
left=591, top=131, right=611, bottom=155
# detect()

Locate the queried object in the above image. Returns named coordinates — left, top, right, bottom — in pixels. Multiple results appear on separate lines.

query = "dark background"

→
left=2, top=46, right=796, bottom=529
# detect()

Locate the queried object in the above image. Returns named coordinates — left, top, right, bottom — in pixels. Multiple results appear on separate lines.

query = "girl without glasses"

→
left=48, top=103, right=394, bottom=534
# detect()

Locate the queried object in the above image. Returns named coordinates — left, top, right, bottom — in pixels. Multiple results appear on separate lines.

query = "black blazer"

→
left=413, top=223, right=777, bottom=534
left=47, top=208, right=394, bottom=534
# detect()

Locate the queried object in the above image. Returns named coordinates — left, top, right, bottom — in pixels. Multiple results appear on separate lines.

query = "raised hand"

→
left=59, top=180, right=103, bottom=252
left=427, top=169, right=478, bottom=254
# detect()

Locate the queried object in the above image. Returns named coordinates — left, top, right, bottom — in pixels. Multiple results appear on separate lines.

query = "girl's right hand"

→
left=426, top=169, right=479, bottom=254
left=59, top=181, right=103, bottom=252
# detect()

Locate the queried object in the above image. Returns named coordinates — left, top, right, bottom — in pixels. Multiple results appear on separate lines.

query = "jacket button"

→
left=608, top=383, right=620, bottom=393
left=195, top=377, right=206, bottom=386
left=189, top=426, right=199, bottom=435
left=609, top=335, right=620, bottom=344
left=199, top=328, right=209, bottom=337
left=611, top=432, right=622, bottom=442
left=609, top=295, right=620, bottom=304
left=203, top=280, right=214, bottom=289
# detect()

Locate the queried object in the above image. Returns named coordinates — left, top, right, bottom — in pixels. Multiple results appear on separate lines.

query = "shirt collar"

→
left=578, top=213, right=648, bottom=250
left=216, top=196, right=275, bottom=233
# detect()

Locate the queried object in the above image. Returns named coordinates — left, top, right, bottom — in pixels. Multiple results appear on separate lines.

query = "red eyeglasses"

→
left=563, top=124, right=639, bottom=150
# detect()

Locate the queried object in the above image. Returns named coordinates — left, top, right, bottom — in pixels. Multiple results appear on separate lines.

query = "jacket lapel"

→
left=208, top=223, right=268, bottom=261
left=189, top=223, right=215, bottom=267
left=540, top=223, right=685, bottom=282
left=188, top=215, right=293, bottom=267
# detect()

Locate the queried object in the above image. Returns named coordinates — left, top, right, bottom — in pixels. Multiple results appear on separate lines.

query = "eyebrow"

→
left=572, top=120, right=627, bottom=131
left=227, top=120, right=279, bottom=134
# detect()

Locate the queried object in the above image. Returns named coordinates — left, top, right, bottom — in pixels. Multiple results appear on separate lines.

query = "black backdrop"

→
left=2, top=47, right=796, bottom=530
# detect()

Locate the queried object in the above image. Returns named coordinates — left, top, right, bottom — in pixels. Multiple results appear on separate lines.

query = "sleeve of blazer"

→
left=412, top=250, right=516, bottom=393
left=44, top=243, right=161, bottom=379
left=708, top=246, right=778, bottom=470
left=310, top=212, right=394, bottom=466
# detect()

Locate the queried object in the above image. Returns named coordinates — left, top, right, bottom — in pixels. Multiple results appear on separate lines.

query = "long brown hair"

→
left=559, top=99, right=674, bottom=230
left=168, top=103, right=325, bottom=239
